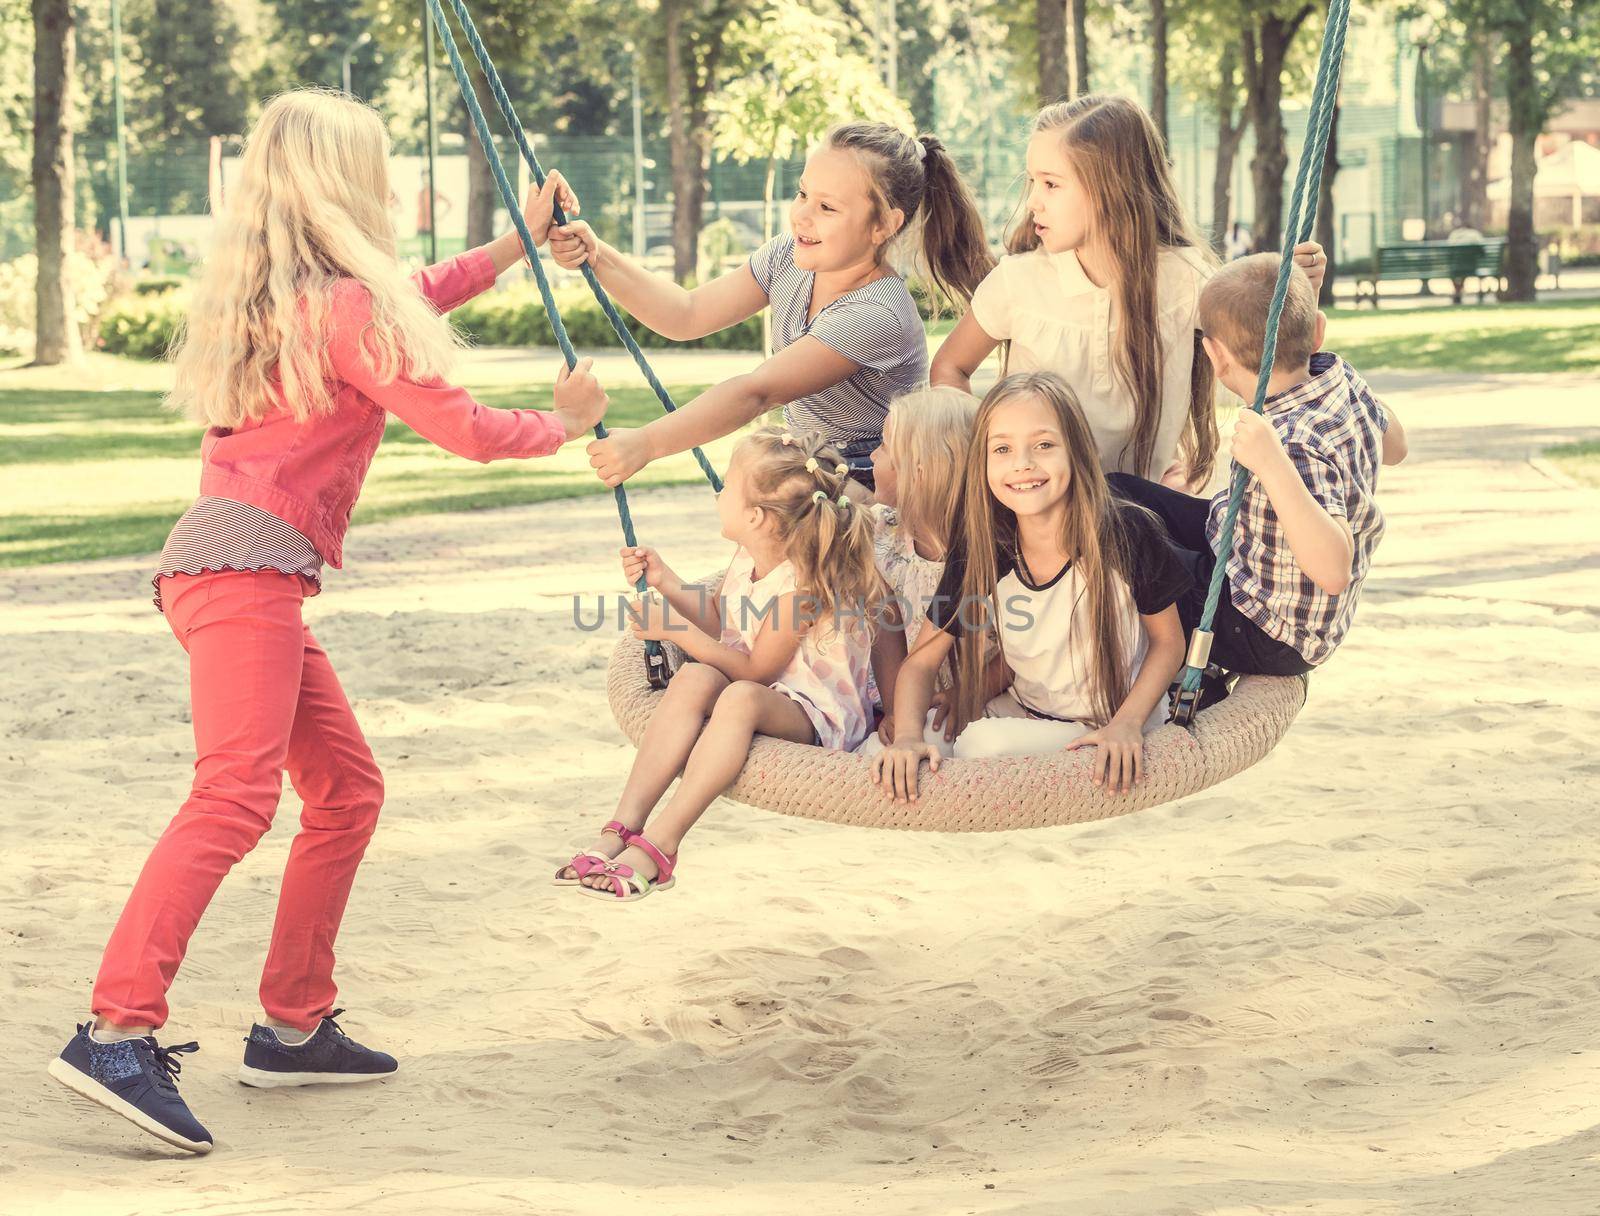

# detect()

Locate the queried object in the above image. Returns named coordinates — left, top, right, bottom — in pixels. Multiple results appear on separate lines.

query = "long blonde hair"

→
left=168, top=89, right=461, bottom=428
left=882, top=385, right=979, bottom=560
left=734, top=427, right=885, bottom=631
left=951, top=372, right=1141, bottom=733
left=1008, top=95, right=1219, bottom=484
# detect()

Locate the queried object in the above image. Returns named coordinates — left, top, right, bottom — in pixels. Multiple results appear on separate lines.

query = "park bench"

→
left=1354, top=239, right=1507, bottom=306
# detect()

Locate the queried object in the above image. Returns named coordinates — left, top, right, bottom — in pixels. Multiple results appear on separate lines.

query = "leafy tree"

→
left=1149, top=0, right=1167, bottom=143
left=638, top=0, right=759, bottom=282
left=711, top=1, right=910, bottom=244
left=122, top=0, right=253, bottom=145
left=2, top=1, right=34, bottom=258
left=1238, top=1, right=1320, bottom=252
left=1446, top=0, right=1600, bottom=298
left=711, top=0, right=910, bottom=345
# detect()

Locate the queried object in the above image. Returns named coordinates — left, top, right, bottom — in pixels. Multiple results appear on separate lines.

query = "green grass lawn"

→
left=1326, top=297, right=1600, bottom=374
left=1542, top=439, right=1600, bottom=488
left=0, top=354, right=730, bottom=568
left=942, top=296, right=1600, bottom=374
left=3, top=294, right=1595, bottom=569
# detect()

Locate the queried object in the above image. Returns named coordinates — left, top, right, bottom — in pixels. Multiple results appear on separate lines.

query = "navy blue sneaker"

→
left=48, top=1023, right=213, bottom=1154
left=238, top=1009, right=397, bottom=1088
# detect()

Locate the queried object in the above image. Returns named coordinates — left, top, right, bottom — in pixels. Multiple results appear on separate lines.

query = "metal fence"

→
left=4, top=131, right=1036, bottom=274
left=4, top=111, right=1475, bottom=279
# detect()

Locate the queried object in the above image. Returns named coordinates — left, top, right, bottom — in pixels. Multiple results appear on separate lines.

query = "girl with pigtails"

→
left=554, top=427, right=885, bottom=902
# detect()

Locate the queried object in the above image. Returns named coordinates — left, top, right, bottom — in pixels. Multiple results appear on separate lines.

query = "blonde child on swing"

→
left=554, top=429, right=883, bottom=901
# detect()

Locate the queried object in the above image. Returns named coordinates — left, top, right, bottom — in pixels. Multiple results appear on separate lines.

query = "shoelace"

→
left=141, top=1038, right=199, bottom=1093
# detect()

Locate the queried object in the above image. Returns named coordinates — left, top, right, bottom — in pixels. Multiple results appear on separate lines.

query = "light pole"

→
left=110, top=0, right=130, bottom=260
left=1409, top=14, right=1436, bottom=238
left=341, top=30, right=373, bottom=97
left=631, top=50, right=646, bottom=257
left=423, top=3, right=438, bottom=263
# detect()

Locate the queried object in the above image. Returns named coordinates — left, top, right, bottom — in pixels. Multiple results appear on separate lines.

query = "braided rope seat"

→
left=606, top=630, right=1307, bottom=832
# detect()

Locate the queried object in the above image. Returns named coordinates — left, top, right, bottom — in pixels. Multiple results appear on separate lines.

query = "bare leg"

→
left=556, top=663, right=728, bottom=880
left=581, top=681, right=814, bottom=889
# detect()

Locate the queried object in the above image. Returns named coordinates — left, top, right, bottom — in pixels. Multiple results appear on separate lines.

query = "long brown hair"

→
left=734, top=427, right=885, bottom=632
left=825, top=121, right=995, bottom=314
left=1006, top=95, right=1219, bottom=484
left=951, top=372, right=1142, bottom=733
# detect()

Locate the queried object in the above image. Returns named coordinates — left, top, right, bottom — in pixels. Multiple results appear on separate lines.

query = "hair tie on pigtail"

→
left=834, top=462, right=849, bottom=476
left=804, top=457, right=819, bottom=473
left=780, top=433, right=797, bottom=447
left=837, top=494, right=851, bottom=509
left=811, top=490, right=827, bottom=505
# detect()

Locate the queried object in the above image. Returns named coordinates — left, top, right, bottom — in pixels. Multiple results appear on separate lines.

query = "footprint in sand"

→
left=1023, top=1049, right=1082, bottom=1079
left=1328, top=891, right=1424, bottom=918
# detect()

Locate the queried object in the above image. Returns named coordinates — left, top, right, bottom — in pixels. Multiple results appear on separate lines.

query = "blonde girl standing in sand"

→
left=873, top=372, right=1193, bottom=803
left=547, top=122, right=992, bottom=492
left=554, top=428, right=882, bottom=902
left=47, top=89, right=609, bottom=1155
left=856, top=385, right=985, bottom=759
left=931, top=94, right=1329, bottom=490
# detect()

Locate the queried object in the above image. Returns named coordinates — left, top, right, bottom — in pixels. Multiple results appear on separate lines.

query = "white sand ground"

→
left=2, top=369, right=1598, bottom=1215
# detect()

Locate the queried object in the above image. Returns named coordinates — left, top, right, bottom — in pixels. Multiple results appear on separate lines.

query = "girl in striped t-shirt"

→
left=548, top=122, right=993, bottom=491
left=48, top=91, right=608, bottom=1155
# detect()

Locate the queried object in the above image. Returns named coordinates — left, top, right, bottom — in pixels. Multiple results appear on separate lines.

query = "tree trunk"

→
left=664, top=0, right=698, bottom=283
left=1150, top=0, right=1168, bottom=147
left=463, top=70, right=498, bottom=250
left=1211, top=50, right=1245, bottom=253
left=31, top=0, right=80, bottom=366
left=1242, top=6, right=1311, bottom=253
left=1314, top=102, right=1339, bottom=307
left=1066, top=0, right=1089, bottom=98
left=1502, top=29, right=1539, bottom=301
left=1037, top=0, right=1066, bottom=105
left=1462, top=40, right=1493, bottom=231
left=680, top=99, right=713, bottom=286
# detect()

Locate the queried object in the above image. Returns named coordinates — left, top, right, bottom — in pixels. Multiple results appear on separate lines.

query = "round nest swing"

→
left=607, top=633, right=1308, bottom=832
left=429, top=0, right=1347, bottom=834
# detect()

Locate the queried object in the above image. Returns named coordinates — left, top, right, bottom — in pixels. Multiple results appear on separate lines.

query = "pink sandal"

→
left=579, top=834, right=677, bottom=903
left=552, top=820, right=636, bottom=886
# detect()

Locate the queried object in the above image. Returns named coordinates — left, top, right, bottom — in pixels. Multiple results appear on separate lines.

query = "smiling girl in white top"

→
left=548, top=122, right=992, bottom=492
left=932, top=94, right=1327, bottom=490
left=872, top=371, right=1193, bottom=804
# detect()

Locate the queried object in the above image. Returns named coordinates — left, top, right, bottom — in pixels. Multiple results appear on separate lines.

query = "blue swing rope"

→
left=423, top=0, right=718, bottom=679
left=435, top=0, right=722, bottom=495
left=1173, top=0, right=1351, bottom=719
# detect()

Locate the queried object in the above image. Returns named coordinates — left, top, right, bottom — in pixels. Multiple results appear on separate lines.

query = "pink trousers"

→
left=92, top=570, right=383, bottom=1032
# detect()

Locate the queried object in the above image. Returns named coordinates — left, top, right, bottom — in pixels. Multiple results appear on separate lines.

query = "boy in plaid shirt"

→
left=1109, top=254, right=1407, bottom=677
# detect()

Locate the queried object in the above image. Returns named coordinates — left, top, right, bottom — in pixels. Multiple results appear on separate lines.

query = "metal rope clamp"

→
left=1169, top=630, right=1214, bottom=727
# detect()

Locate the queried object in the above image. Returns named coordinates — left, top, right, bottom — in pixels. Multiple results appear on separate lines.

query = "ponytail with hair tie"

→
left=823, top=121, right=994, bottom=316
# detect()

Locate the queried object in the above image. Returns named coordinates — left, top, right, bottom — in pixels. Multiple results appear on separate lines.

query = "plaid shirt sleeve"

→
left=1283, top=441, right=1348, bottom=519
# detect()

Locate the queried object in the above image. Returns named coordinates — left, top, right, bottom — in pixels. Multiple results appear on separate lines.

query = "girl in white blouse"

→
left=932, top=94, right=1327, bottom=490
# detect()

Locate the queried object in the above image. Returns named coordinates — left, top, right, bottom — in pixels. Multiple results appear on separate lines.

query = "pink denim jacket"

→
left=195, top=248, right=565, bottom=568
